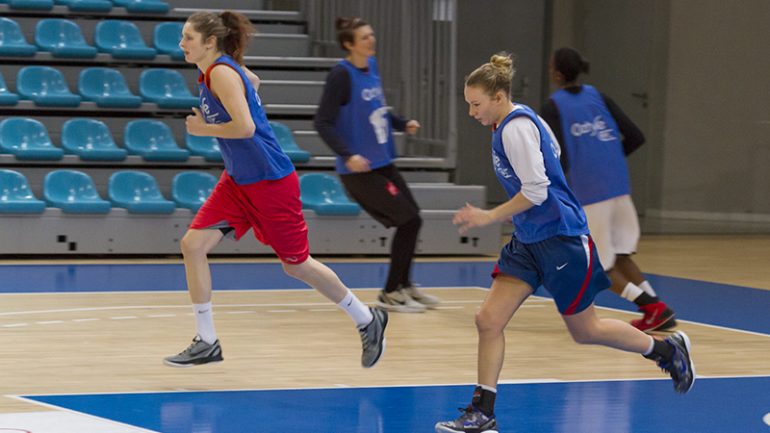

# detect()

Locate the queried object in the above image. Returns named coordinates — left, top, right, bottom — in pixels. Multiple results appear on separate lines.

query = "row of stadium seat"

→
left=0, top=18, right=182, bottom=59
left=0, top=169, right=360, bottom=215
left=1, top=67, right=195, bottom=108
left=0, top=0, right=168, bottom=13
left=0, top=118, right=311, bottom=163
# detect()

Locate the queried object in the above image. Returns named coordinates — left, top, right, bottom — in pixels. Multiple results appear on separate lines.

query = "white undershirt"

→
left=500, top=108, right=560, bottom=205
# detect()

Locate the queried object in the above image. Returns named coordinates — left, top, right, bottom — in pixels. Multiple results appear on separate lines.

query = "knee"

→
left=180, top=233, right=208, bottom=258
left=281, top=258, right=311, bottom=280
left=399, top=213, right=422, bottom=231
left=475, top=310, right=506, bottom=336
left=568, top=325, right=598, bottom=345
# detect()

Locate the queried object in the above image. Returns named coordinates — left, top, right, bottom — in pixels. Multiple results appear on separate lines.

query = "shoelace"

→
left=358, top=326, right=371, bottom=350
left=176, top=338, right=201, bottom=356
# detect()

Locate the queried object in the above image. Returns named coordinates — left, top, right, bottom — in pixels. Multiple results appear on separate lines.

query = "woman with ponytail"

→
left=314, top=17, right=439, bottom=314
left=164, top=11, right=388, bottom=369
left=541, top=47, right=677, bottom=333
left=434, top=53, right=694, bottom=433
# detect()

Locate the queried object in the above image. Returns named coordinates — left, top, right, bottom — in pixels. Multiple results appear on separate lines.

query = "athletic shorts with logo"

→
left=190, top=171, right=309, bottom=264
left=493, top=234, right=610, bottom=315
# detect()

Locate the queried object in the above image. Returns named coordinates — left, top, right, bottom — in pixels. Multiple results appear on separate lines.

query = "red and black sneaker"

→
left=631, top=301, right=677, bottom=332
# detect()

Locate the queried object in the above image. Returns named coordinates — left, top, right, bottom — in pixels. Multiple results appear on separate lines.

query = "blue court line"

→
left=1, top=261, right=769, bottom=334
left=22, top=376, right=770, bottom=433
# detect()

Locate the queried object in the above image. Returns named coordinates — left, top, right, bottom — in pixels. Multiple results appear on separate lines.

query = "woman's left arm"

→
left=186, top=66, right=256, bottom=138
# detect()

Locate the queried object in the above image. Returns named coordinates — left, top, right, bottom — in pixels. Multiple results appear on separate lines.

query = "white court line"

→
left=7, top=396, right=159, bottom=433
left=109, top=316, right=138, bottom=320
left=12, top=374, right=769, bottom=398
left=1, top=289, right=767, bottom=338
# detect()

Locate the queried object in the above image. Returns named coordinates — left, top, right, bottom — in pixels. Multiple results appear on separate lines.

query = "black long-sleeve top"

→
left=540, top=85, right=645, bottom=175
left=313, top=63, right=408, bottom=159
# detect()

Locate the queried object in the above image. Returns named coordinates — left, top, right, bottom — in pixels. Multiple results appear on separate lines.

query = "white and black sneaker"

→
left=376, top=288, right=426, bottom=313
left=402, top=284, right=441, bottom=309
left=359, top=307, right=388, bottom=368
left=164, top=335, right=223, bottom=368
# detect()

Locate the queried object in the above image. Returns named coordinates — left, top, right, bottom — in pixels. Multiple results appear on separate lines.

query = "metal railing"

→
left=297, top=0, right=457, bottom=167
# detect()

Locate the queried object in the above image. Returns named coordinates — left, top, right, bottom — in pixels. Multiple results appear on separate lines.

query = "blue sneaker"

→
left=658, top=331, right=695, bottom=393
left=435, top=406, right=498, bottom=433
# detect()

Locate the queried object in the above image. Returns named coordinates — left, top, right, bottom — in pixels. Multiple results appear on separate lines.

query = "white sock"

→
left=337, top=291, right=373, bottom=328
left=193, top=302, right=217, bottom=344
left=639, top=280, right=657, bottom=297
left=478, top=384, right=497, bottom=393
left=642, top=335, right=655, bottom=356
left=620, top=282, right=644, bottom=303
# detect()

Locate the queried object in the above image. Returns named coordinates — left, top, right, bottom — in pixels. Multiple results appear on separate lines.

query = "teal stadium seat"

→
left=17, top=66, right=82, bottom=107
left=172, top=171, right=217, bottom=212
left=54, top=0, right=112, bottom=12
left=6, top=0, right=53, bottom=10
left=94, top=20, right=156, bottom=59
left=0, top=118, right=64, bottom=160
left=79, top=67, right=142, bottom=108
left=124, top=119, right=190, bottom=161
left=299, top=173, right=361, bottom=216
left=270, top=121, right=311, bottom=163
left=61, top=118, right=128, bottom=161
left=111, top=0, right=168, bottom=13
left=185, top=134, right=222, bottom=162
left=0, top=18, right=38, bottom=57
left=139, top=68, right=197, bottom=108
left=154, top=22, right=184, bottom=60
left=44, top=170, right=111, bottom=214
left=35, top=19, right=98, bottom=58
left=108, top=171, right=176, bottom=214
left=0, top=72, right=20, bottom=106
left=0, top=169, right=46, bottom=214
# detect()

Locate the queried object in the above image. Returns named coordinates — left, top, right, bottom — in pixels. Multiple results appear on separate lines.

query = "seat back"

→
left=124, top=119, right=177, bottom=151
left=61, top=118, right=116, bottom=151
left=139, top=69, right=193, bottom=99
left=0, top=17, right=37, bottom=56
left=153, top=22, right=183, bottom=59
left=0, top=17, right=29, bottom=45
left=270, top=121, right=310, bottom=162
left=78, top=67, right=132, bottom=97
left=35, top=18, right=89, bottom=48
left=17, top=66, right=75, bottom=97
left=113, top=0, right=169, bottom=12
left=0, top=169, right=38, bottom=201
left=0, top=71, right=20, bottom=105
left=299, top=173, right=360, bottom=215
left=299, top=173, right=348, bottom=204
left=172, top=171, right=217, bottom=211
left=7, top=0, right=54, bottom=10
left=94, top=20, right=150, bottom=50
left=0, top=117, right=52, bottom=151
left=108, top=171, right=166, bottom=202
left=185, top=134, right=222, bottom=161
left=44, top=169, right=104, bottom=202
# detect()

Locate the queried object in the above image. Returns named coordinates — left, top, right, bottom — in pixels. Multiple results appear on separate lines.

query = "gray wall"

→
left=454, top=0, right=547, bottom=204
left=550, top=0, right=770, bottom=225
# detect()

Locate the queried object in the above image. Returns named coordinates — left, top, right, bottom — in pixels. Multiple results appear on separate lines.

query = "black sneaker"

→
left=359, top=307, right=388, bottom=368
left=657, top=331, right=695, bottom=393
left=435, top=405, right=498, bottom=433
left=163, top=335, right=223, bottom=368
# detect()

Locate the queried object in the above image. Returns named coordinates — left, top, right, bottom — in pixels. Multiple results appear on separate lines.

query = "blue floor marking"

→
left=24, top=376, right=770, bottom=433
left=1, top=261, right=768, bottom=335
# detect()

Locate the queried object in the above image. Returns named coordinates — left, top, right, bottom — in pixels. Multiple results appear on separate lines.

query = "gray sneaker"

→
left=163, top=335, right=223, bottom=368
left=376, top=288, right=426, bottom=313
left=402, top=284, right=441, bottom=308
left=359, top=307, right=388, bottom=368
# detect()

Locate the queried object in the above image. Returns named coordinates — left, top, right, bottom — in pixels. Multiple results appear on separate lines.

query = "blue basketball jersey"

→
left=333, top=57, right=397, bottom=174
left=198, top=55, right=294, bottom=185
left=550, top=85, right=630, bottom=205
left=492, top=104, right=588, bottom=243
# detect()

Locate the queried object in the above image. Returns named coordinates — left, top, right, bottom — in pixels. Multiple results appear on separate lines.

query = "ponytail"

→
left=187, top=10, right=254, bottom=64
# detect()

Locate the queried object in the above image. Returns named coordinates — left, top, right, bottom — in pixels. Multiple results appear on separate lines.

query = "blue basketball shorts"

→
left=493, top=234, right=610, bottom=315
